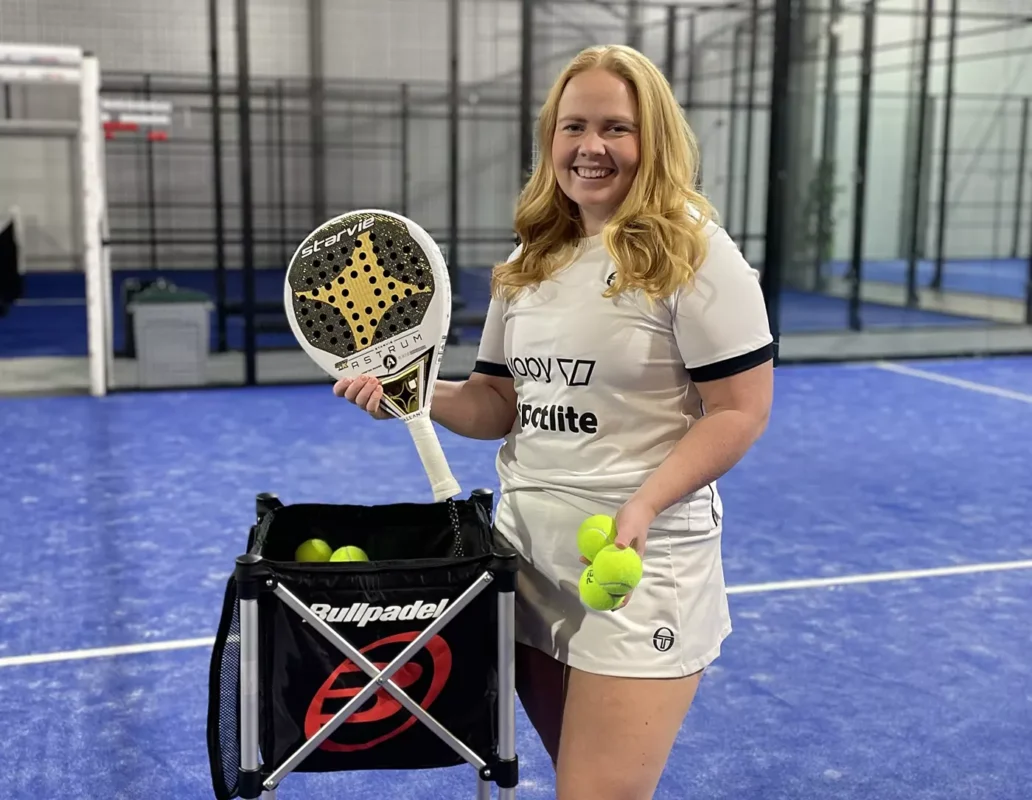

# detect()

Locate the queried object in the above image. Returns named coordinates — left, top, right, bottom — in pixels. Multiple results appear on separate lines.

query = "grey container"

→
left=127, top=281, right=213, bottom=387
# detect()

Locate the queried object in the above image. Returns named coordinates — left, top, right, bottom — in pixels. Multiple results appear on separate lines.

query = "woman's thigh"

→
left=554, top=666, right=704, bottom=800
left=514, top=641, right=569, bottom=767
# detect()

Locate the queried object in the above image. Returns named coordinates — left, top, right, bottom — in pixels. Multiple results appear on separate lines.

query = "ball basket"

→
left=206, top=489, right=519, bottom=799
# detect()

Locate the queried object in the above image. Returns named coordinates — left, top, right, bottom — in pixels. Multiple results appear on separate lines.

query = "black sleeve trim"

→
left=473, top=359, right=512, bottom=378
left=688, top=342, right=774, bottom=383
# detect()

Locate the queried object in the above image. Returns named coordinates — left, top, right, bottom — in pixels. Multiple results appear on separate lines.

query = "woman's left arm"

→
left=611, top=360, right=772, bottom=555
left=631, top=360, right=773, bottom=522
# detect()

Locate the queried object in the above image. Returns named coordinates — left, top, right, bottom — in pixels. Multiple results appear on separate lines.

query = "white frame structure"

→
left=0, top=42, right=112, bottom=396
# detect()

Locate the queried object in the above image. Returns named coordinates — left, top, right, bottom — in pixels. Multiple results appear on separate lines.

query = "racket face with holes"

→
left=283, top=209, right=451, bottom=422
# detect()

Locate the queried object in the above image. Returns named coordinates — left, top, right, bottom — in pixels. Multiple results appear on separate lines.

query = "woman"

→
left=335, top=45, right=774, bottom=800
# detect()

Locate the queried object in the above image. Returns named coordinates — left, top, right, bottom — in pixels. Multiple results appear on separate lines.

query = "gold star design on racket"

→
left=294, top=231, right=430, bottom=349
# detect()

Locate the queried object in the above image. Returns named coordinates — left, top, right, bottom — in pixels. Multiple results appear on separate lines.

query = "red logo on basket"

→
left=305, top=631, right=452, bottom=751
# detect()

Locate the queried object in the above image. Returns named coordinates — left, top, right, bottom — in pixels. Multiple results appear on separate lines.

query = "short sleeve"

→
left=471, top=245, right=519, bottom=379
left=671, top=223, right=774, bottom=383
left=472, top=295, right=511, bottom=378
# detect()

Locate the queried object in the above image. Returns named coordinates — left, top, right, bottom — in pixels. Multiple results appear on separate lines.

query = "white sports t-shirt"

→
left=474, top=218, right=774, bottom=537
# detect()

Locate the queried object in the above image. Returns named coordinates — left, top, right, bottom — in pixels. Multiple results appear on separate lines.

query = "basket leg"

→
left=237, top=554, right=266, bottom=800
left=497, top=574, right=518, bottom=799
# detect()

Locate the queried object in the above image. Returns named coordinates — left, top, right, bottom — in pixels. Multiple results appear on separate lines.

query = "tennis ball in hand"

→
left=330, top=545, right=369, bottom=562
left=577, top=514, right=617, bottom=562
left=591, top=544, right=642, bottom=596
left=295, top=538, right=332, bottom=562
left=579, top=566, right=625, bottom=611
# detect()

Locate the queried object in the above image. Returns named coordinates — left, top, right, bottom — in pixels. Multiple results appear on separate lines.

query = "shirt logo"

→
left=506, top=356, right=595, bottom=387
left=519, top=402, right=598, bottom=435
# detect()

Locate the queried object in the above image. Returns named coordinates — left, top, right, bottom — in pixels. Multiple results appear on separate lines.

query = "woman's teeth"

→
left=575, top=167, right=613, bottom=179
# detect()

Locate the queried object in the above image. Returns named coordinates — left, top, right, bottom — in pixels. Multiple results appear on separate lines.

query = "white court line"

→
left=0, top=636, right=215, bottom=668
left=727, top=559, right=1032, bottom=595
left=2, top=559, right=1032, bottom=669
left=874, top=361, right=1032, bottom=404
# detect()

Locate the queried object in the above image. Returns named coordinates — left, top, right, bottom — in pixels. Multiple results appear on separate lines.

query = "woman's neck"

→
left=579, top=210, right=608, bottom=237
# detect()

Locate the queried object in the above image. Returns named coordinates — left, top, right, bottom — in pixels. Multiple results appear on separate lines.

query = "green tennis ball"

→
left=295, top=538, right=332, bottom=562
left=329, top=545, right=369, bottom=563
left=577, top=514, right=617, bottom=562
left=578, top=566, right=623, bottom=611
left=591, top=544, right=642, bottom=596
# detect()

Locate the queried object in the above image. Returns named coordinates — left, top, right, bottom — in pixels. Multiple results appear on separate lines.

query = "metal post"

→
left=144, top=73, right=158, bottom=272
left=308, top=0, right=326, bottom=226
left=760, top=0, right=794, bottom=362
left=276, top=79, right=287, bottom=270
left=1026, top=157, right=1032, bottom=325
left=813, top=0, right=841, bottom=292
left=685, top=13, right=699, bottom=187
left=265, top=88, right=275, bottom=264
left=447, top=0, right=461, bottom=316
left=905, top=0, right=934, bottom=307
left=739, top=0, right=760, bottom=249
left=209, top=0, right=227, bottom=352
left=1012, top=97, right=1029, bottom=260
left=847, top=0, right=876, bottom=331
left=931, top=0, right=958, bottom=290
left=664, top=5, right=677, bottom=84
left=495, top=591, right=517, bottom=799
left=235, top=0, right=257, bottom=385
left=235, top=553, right=263, bottom=799
left=239, top=597, right=259, bottom=772
left=684, top=13, right=697, bottom=110
left=627, top=0, right=643, bottom=50
left=400, top=83, right=410, bottom=216
left=495, top=560, right=518, bottom=800
left=519, top=0, right=535, bottom=184
left=725, top=24, right=742, bottom=240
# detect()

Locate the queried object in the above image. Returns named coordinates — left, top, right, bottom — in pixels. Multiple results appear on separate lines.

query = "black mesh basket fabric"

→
left=207, top=492, right=500, bottom=800
left=208, top=573, right=243, bottom=800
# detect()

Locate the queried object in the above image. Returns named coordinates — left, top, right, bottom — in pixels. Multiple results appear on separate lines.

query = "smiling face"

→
left=551, top=68, right=641, bottom=237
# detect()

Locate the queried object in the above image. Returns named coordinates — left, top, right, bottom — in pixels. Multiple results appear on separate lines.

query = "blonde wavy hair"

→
left=492, top=44, right=716, bottom=302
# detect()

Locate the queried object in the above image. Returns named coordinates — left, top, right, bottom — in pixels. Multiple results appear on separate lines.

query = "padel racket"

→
left=283, top=209, right=461, bottom=503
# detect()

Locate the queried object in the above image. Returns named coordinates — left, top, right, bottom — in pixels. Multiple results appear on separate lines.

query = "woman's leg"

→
left=514, top=641, right=569, bottom=767
left=553, top=667, right=704, bottom=800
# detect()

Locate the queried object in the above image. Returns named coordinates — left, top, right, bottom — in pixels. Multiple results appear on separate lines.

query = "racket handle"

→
left=407, top=415, right=462, bottom=502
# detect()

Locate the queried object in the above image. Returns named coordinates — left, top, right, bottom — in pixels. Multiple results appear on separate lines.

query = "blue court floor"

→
left=1, top=355, right=1031, bottom=799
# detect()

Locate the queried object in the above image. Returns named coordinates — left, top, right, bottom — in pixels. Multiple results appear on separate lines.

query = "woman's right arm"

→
left=333, top=371, right=517, bottom=441
left=430, top=373, right=517, bottom=440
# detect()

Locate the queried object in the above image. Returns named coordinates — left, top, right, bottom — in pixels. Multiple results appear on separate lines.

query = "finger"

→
left=343, top=376, right=368, bottom=403
left=612, top=591, right=632, bottom=610
left=332, top=378, right=352, bottom=397
left=354, top=380, right=379, bottom=409
left=364, top=385, right=383, bottom=414
left=616, top=534, right=646, bottom=557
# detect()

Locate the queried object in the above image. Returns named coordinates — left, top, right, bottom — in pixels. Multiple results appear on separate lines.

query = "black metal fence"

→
left=56, top=0, right=1032, bottom=385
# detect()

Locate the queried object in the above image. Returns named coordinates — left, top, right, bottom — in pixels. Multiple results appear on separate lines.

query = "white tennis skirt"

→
left=493, top=486, right=732, bottom=679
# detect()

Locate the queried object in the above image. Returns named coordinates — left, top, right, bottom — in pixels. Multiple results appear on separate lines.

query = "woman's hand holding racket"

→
left=333, top=375, right=391, bottom=420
